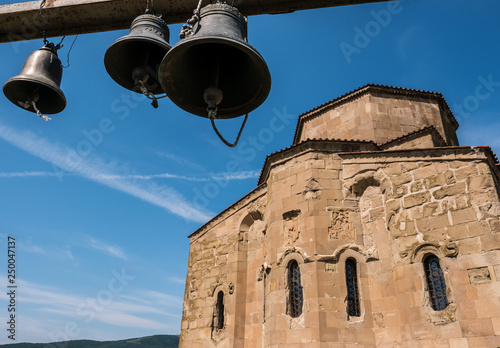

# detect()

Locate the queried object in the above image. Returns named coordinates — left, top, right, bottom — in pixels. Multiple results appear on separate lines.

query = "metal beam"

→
left=0, top=0, right=389, bottom=44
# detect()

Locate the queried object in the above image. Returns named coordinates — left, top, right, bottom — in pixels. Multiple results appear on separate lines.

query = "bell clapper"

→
left=204, top=86, right=223, bottom=118
left=17, top=90, right=51, bottom=121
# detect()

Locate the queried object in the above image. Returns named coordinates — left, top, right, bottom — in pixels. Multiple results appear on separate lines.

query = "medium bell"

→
left=158, top=1, right=271, bottom=119
left=104, top=12, right=171, bottom=95
left=3, top=44, right=66, bottom=115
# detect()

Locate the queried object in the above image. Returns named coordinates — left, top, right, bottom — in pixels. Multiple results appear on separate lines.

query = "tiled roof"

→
left=257, top=138, right=380, bottom=184
left=379, top=125, right=447, bottom=149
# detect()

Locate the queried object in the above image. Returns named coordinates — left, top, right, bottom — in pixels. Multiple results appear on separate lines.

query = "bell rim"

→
left=159, top=35, right=271, bottom=119
left=3, top=75, right=67, bottom=115
left=104, top=35, right=172, bottom=95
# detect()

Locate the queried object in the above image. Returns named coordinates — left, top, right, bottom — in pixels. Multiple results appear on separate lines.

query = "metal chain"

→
left=209, top=112, right=249, bottom=147
left=137, top=80, right=160, bottom=108
left=40, top=0, right=48, bottom=45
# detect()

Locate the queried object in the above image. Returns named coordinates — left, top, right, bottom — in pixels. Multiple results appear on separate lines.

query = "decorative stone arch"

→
left=344, top=170, right=384, bottom=198
left=279, top=250, right=306, bottom=327
left=239, top=207, right=267, bottom=248
left=409, top=242, right=443, bottom=264
left=209, top=281, right=235, bottom=298
left=317, top=243, right=379, bottom=263
left=409, top=242, right=457, bottom=324
left=210, top=281, right=234, bottom=342
left=277, top=247, right=313, bottom=266
left=336, top=247, right=367, bottom=323
left=239, top=213, right=254, bottom=234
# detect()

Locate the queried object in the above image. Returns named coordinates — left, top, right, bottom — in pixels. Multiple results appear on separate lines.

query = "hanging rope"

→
left=18, top=99, right=51, bottom=122
left=61, top=35, right=78, bottom=68
left=209, top=113, right=249, bottom=148
left=32, top=100, right=51, bottom=121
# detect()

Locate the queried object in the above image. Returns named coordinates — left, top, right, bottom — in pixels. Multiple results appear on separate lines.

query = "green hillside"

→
left=0, top=335, right=179, bottom=348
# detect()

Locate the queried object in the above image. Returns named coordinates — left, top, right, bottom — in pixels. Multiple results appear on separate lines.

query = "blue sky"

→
left=0, top=0, right=499, bottom=343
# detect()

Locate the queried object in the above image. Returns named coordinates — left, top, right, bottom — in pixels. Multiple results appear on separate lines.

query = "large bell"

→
left=3, top=44, right=66, bottom=115
left=158, top=2, right=271, bottom=119
left=104, top=12, right=171, bottom=95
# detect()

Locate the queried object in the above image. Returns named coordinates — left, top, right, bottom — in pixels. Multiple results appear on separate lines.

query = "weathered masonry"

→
left=180, top=84, right=500, bottom=347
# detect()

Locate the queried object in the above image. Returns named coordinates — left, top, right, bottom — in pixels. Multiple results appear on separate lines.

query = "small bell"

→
left=104, top=12, right=171, bottom=96
left=3, top=43, right=66, bottom=118
left=158, top=1, right=271, bottom=119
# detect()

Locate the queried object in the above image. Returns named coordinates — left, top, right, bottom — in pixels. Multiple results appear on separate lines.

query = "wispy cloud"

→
left=93, top=173, right=210, bottom=181
left=5, top=281, right=181, bottom=342
left=156, top=151, right=206, bottom=172
left=88, top=237, right=127, bottom=260
left=0, top=170, right=260, bottom=182
left=210, top=171, right=259, bottom=181
left=0, top=123, right=213, bottom=222
left=167, top=276, right=186, bottom=285
left=20, top=242, right=74, bottom=260
left=0, top=171, right=66, bottom=178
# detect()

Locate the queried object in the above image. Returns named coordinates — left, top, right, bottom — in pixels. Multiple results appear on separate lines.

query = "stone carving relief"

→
left=468, top=267, right=491, bottom=285
left=302, top=178, right=322, bottom=200
left=257, top=262, right=271, bottom=282
left=283, top=210, right=300, bottom=245
left=442, top=242, right=459, bottom=258
left=248, top=197, right=266, bottom=221
left=328, top=208, right=355, bottom=240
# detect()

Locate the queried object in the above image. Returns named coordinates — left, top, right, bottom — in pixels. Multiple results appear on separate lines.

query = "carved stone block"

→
left=283, top=210, right=300, bottom=245
left=328, top=209, right=355, bottom=240
left=468, top=267, right=491, bottom=285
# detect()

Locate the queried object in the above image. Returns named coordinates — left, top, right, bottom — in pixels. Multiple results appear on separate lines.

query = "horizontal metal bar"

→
left=0, top=0, right=389, bottom=43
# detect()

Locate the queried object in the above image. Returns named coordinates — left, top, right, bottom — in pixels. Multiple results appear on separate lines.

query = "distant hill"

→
left=0, top=334, right=179, bottom=348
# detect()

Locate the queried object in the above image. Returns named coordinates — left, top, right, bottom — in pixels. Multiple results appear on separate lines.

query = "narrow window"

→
left=287, top=260, right=303, bottom=318
left=424, top=255, right=449, bottom=311
left=214, top=291, right=224, bottom=330
left=345, top=258, right=360, bottom=317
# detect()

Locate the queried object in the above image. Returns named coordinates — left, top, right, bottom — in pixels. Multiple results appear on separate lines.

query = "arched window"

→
left=287, top=260, right=303, bottom=318
left=213, top=291, right=224, bottom=330
left=424, top=254, right=449, bottom=311
left=345, top=258, right=360, bottom=317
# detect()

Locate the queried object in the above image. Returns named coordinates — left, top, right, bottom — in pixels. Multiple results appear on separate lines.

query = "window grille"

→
left=424, top=255, right=449, bottom=311
left=288, top=260, right=303, bottom=318
left=214, top=291, right=224, bottom=330
left=345, top=258, right=361, bottom=317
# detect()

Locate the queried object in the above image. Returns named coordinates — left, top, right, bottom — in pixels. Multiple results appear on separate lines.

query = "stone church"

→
left=179, top=84, right=500, bottom=347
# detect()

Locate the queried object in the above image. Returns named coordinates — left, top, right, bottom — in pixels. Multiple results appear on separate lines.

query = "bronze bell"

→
left=158, top=2, right=271, bottom=119
left=3, top=44, right=66, bottom=115
left=104, top=12, right=171, bottom=95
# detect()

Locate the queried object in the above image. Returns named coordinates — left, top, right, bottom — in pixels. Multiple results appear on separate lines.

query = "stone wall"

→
left=180, top=86, right=499, bottom=347
left=295, top=88, right=459, bottom=146
left=339, top=147, right=500, bottom=347
left=181, top=144, right=500, bottom=347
